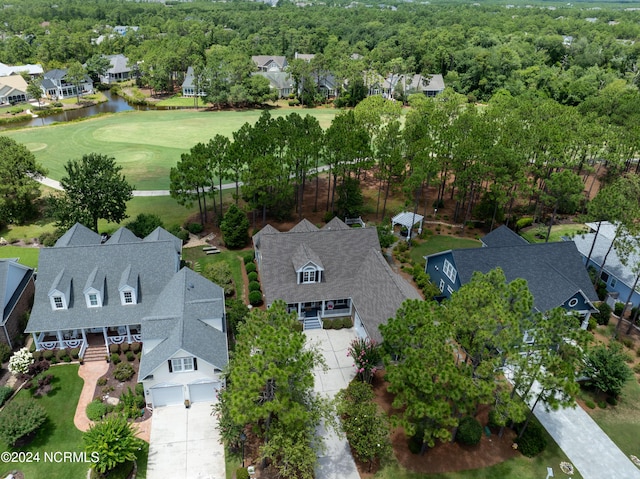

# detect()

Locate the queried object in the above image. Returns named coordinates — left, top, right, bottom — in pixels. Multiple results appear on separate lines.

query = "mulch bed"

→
left=92, top=358, right=152, bottom=423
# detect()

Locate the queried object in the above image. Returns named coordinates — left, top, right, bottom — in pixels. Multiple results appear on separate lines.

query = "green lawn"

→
left=0, top=245, right=40, bottom=268
left=0, top=365, right=87, bottom=479
left=520, top=223, right=589, bottom=244
left=182, top=247, right=247, bottom=301
left=409, top=234, right=481, bottom=266
left=4, top=108, right=338, bottom=190
left=0, top=364, right=148, bottom=479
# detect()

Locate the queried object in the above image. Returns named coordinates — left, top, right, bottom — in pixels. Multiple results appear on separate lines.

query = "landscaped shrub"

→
left=517, top=421, right=547, bottom=457
left=348, top=338, right=382, bottom=383
left=126, top=351, right=135, bottom=362
left=114, top=362, right=135, bottom=382
left=120, top=343, right=130, bottom=353
left=292, top=322, right=303, bottom=332
left=248, top=290, right=263, bottom=306
left=58, top=349, right=71, bottom=362
left=27, top=360, right=50, bottom=378
left=110, top=353, right=121, bottom=364
left=614, top=302, right=625, bottom=316
left=97, top=377, right=107, bottom=387
left=186, top=222, right=203, bottom=234
left=130, top=342, right=141, bottom=353
left=33, top=374, right=54, bottom=397
left=0, top=386, right=13, bottom=407
left=245, top=262, right=256, bottom=274
left=594, top=302, right=612, bottom=326
left=236, top=468, right=250, bottom=479
left=247, top=272, right=258, bottom=282
left=456, top=416, right=483, bottom=446
left=135, top=383, right=144, bottom=397
left=606, top=396, right=618, bottom=406
left=0, top=342, right=11, bottom=363
left=0, top=400, right=47, bottom=446
left=31, top=350, right=43, bottom=361
left=243, top=251, right=255, bottom=264
left=249, top=281, right=261, bottom=292
left=585, top=400, right=596, bottom=409
left=598, top=400, right=607, bottom=408
left=42, top=350, right=54, bottom=361
left=203, top=262, right=235, bottom=297
left=8, top=347, right=33, bottom=375
left=86, top=400, right=107, bottom=421
left=70, top=348, right=80, bottom=359
left=342, top=317, right=353, bottom=328
left=515, top=217, right=533, bottom=231
left=322, top=319, right=332, bottom=329
left=109, top=344, right=120, bottom=354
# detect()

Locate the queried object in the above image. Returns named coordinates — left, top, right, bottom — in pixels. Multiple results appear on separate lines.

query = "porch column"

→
left=81, top=328, right=87, bottom=344
left=56, top=330, right=64, bottom=349
left=32, top=332, right=40, bottom=351
left=102, top=327, right=109, bottom=356
left=321, top=301, right=326, bottom=317
left=126, top=325, right=132, bottom=344
left=298, top=303, right=302, bottom=319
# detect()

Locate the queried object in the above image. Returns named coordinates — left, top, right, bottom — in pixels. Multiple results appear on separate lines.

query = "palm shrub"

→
left=0, top=399, right=47, bottom=446
left=83, top=415, right=143, bottom=475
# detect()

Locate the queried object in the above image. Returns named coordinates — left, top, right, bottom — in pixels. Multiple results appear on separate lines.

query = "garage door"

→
left=151, top=384, right=183, bottom=407
left=188, top=381, right=220, bottom=404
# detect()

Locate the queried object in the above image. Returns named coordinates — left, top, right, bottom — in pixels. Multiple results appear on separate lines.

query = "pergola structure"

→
left=391, top=211, right=424, bottom=241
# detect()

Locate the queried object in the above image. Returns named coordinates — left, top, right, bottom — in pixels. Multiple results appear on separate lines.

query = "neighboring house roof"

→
left=139, top=267, right=227, bottom=379
left=481, top=225, right=528, bottom=248
left=106, top=227, right=141, bottom=245
left=182, top=65, right=197, bottom=89
left=26, top=224, right=182, bottom=333
left=0, top=62, right=43, bottom=76
left=0, top=75, right=28, bottom=92
left=104, top=54, right=130, bottom=74
left=572, top=225, right=640, bottom=290
left=322, top=217, right=350, bottom=231
left=144, top=226, right=183, bottom=254
left=256, top=220, right=421, bottom=342
left=294, top=52, right=315, bottom=62
left=43, top=69, right=68, bottom=81
left=442, top=241, right=598, bottom=312
left=0, top=259, right=33, bottom=322
left=251, top=55, right=288, bottom=71
left=254, top=71, right=295, bottom=91
left=585, top=221, right=617, bottom=240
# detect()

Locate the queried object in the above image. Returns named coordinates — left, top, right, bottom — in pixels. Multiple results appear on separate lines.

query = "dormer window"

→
left=303, top=268, right=317, bottom=283
left=89, top=294, right=98, bottom=306
left=124, top=291, right=133, bottom=304
left=120, top=288, right=136, bottom=305
left=53, top=296, right=64, bottom=309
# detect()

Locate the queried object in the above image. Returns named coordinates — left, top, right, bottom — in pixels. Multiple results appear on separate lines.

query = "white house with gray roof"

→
left=25, top=223, right=228, bottom=407
left=98, top=54, right=132, bottom=84
left=253, top=218, right=421, bottom=343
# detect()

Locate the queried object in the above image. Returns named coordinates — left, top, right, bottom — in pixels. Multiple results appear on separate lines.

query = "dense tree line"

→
left=3, top=0, right=640, bottom=102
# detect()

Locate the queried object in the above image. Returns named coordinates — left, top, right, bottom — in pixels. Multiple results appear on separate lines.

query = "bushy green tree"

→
left=0, top=400, right=46, bottom=446
left=124, top=213, right=164, bottom=238
left=582, top=343, right=633, bottom=398
left=220, top=204, right=249, bottom=249
left=83, top=415, right=143, bottom=475
left=52, top=153, right=133, bottom=232
left=203, top=262, right=235, bottom=297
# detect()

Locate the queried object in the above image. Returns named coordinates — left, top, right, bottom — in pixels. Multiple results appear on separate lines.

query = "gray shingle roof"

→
left=1, top=259, right=33, bottom=322
left=481, top=225, right=527, bottom=248
left=55, top=223, right=101, bottom=247
left=292, top=243, right=324, bottom=271
left=105, top=54, right=130, bottom=74
left=26, top=239, right=179, bottom=333
left=143, top=227, right=182, bottom=254
left=256, top=220, right=420, bottom=342
left=322, top=217, right=350, bottom=231
left=106, top=227, right=140, bottom=245
left=254, top=71, right=295, bottom=90
left=139, top=267, right=227, bottom=379
left=450, top=241, right=598, bottom=312
left=289, top=218, right=319, bottom=233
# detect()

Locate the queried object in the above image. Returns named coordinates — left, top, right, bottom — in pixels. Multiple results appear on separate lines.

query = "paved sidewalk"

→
left=74, top=361, right=152, bottom=442
left=534, top=404, right=640, bottom=479
left=305, top=329, right=361, bottom=479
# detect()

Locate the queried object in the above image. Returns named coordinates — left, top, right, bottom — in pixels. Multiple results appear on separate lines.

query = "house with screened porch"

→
left=253, top=218, right=421, bottom=342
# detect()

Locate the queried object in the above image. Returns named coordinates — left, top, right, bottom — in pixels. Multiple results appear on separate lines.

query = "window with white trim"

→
left=88, top=293, right=98, bottom=307
left=447, top=285, right=454, bottom=294
left=439, top=279, right=445, bottom=292
left=123, top=291, right=133, bottom=304
left=610, top=278, right=617, bottom=287
left=442, top=259, right=457, bottom=283
left=53, top=296, right=64, bottom=309
left=170, top=357, right=195, bottom=373
left=303, top=270, right=315, bottom=283
left=567, top=297, right=579, bottom=308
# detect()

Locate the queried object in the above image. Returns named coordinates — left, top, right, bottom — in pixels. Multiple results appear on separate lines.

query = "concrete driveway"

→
left=305, top=328, right=361, bottom=479
left=147, top=402, right=225, bottom=479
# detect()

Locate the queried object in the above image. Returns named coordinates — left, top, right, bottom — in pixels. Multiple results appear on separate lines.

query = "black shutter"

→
left=193, top=358, right=198, bottom=371
left=168, top=360, right=173, bottom=373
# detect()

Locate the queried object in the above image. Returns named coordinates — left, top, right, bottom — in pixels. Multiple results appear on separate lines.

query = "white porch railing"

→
left=345, top=216, right=366, bottom=228
left=107, top=335, right=127, bottom=345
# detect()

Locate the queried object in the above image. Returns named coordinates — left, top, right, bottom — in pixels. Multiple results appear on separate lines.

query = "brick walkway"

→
left=74, top=361, right=152, bottom=442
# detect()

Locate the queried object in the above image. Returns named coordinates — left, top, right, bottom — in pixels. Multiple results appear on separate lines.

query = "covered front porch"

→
left=33, top=324, right=142, bottom=358
left=287, top=299, right=352, bottom=330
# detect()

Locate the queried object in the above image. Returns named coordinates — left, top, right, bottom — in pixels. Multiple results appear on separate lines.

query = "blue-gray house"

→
left=572, top=221, right=640, bottom=309
left=425, top=226, right=598, bottom=326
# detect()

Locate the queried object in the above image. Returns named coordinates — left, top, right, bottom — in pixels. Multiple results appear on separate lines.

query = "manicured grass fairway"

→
left=4, top=108, right=339, bottom=190
left=0, top=245, right=39, bottom=269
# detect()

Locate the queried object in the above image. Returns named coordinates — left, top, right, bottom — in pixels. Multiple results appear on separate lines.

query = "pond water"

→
left=5, top=90, right=152, bottom=129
